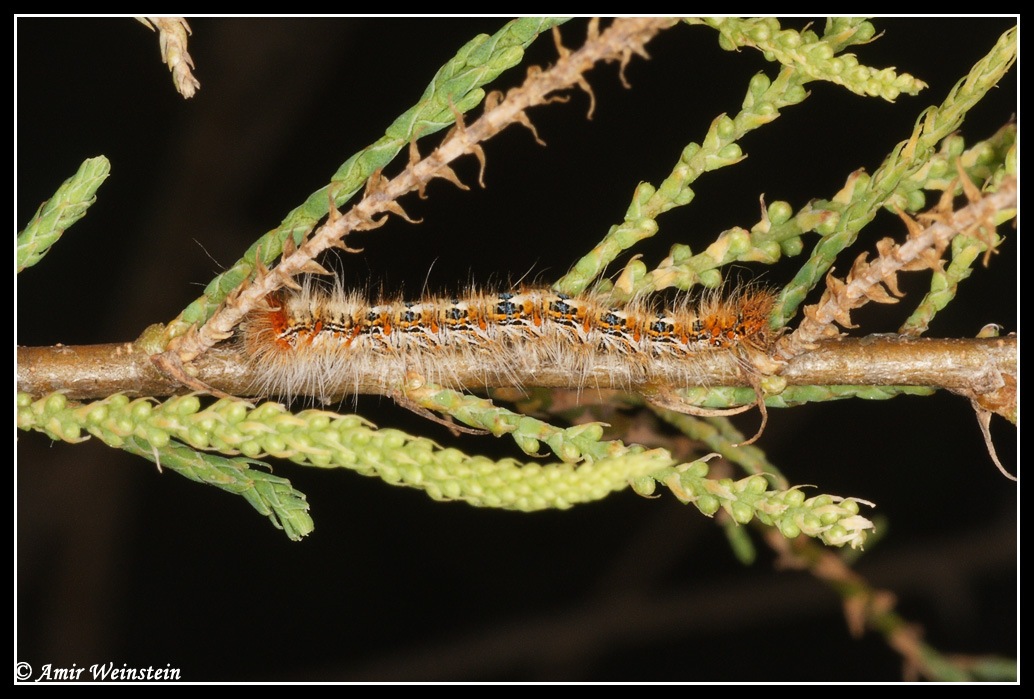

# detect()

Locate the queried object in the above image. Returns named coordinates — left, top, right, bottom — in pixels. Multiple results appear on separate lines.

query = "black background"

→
left=17, top=17, right=1017, bottom=682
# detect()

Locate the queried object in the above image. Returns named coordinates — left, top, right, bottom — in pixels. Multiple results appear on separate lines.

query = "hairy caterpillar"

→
left=239, top=280, right=780, bottom=405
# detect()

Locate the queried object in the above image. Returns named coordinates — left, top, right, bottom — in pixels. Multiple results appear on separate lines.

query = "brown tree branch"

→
left=18, top=335, right=1016, bottom=417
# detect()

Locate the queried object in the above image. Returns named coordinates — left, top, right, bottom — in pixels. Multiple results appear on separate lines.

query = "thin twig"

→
left=18, top=335, right=1016, bottom=408
left=136, top=17, right=200, bottom=98
left=780, top=175, right=1015, bottom=356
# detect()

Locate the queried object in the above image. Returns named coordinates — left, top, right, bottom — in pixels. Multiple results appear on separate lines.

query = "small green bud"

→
left=514, top=434, right=541, bottom=456
left=943, top=134, right=966, bottom=159
left=568, top=422, right=604, bottom=442
left=223, top=401, right=249, bottom=424
left=819, top=509, right=841, bottom=526
left=730, top=501, right=754, bottom=524
left=381, top=430, right=406, bottom=449
left=749, top=72, right=771, bottom=98
left=60, top=420, right=82, bottom=442
left=673, top=187, right=696, bottom=207
left=441, top=480, right=463, bottom=499
left=784, top=84, right=808, bottom=104
left=752, top=241, right=781, bottom=263
left=716, top=115, right=737, bottom=140
left=239, top=441, right=262, bottom=458
left=85, top=405, right=108, bottom=424
left=556, top=442, right=581, bottom=463
left=699, top=269, right=723, bottom=288
left=928, top=157, right=951, bottom=179
left=806, top=42, right=833, bottom=61
left=853, top=22, right=876, bottom=42
left=906, top=189, right=926, bottom=212
left=823, top=524, right=849, bottom=545
left=1006, top=144, right=1017, bottom=175
left=670, top=243, right=693, bottom=264
left=131, top=401, right=153, bottom=421
left=717, top=143, right=743, bottom=162
left=631, top=476, right=656, bottom=497
left=746, top=475, right=769, bottom=494
left=45, top=393, right=67, bottom=413
left=263, top=435, right=287, bottom=455
left=768, top=200, right=793, bottom=225
left=143, top=427, right=169, bottom=448
left=623, top=258, right=648, bottom=284
left=810, top=494, right=833, bottom=508
left=780, top=236, right=804, bottom=257
left=748, top=23, right=771, bottom=42
left=377, top=464, right=400, bottom=484
left=187, top=426, right=209, bottom=449
left=778, top=519, right=801, bottom=539
left=725, top=228, right=752, bottom=256
left=776, top=29, right=801, bottom=49
left=17, top=406, right=34, bottom=427
left=171, top=395, right=201, bottom=416
left=687, top=460, right=710, bottom=478
left=798, top=512, right=823, bottom=534
left=681, top=142, right=701, bottom=163
left=308, top=452, right=332, bottom=468
left=696, top=494, right=720, bottom=516
left=111, top=414, right=135, bottom=436
left=400, top=465, right=422, bottom=485
left=815, top=211, right=841, bottom=235
left=251, top=402, right=284, bottom=421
